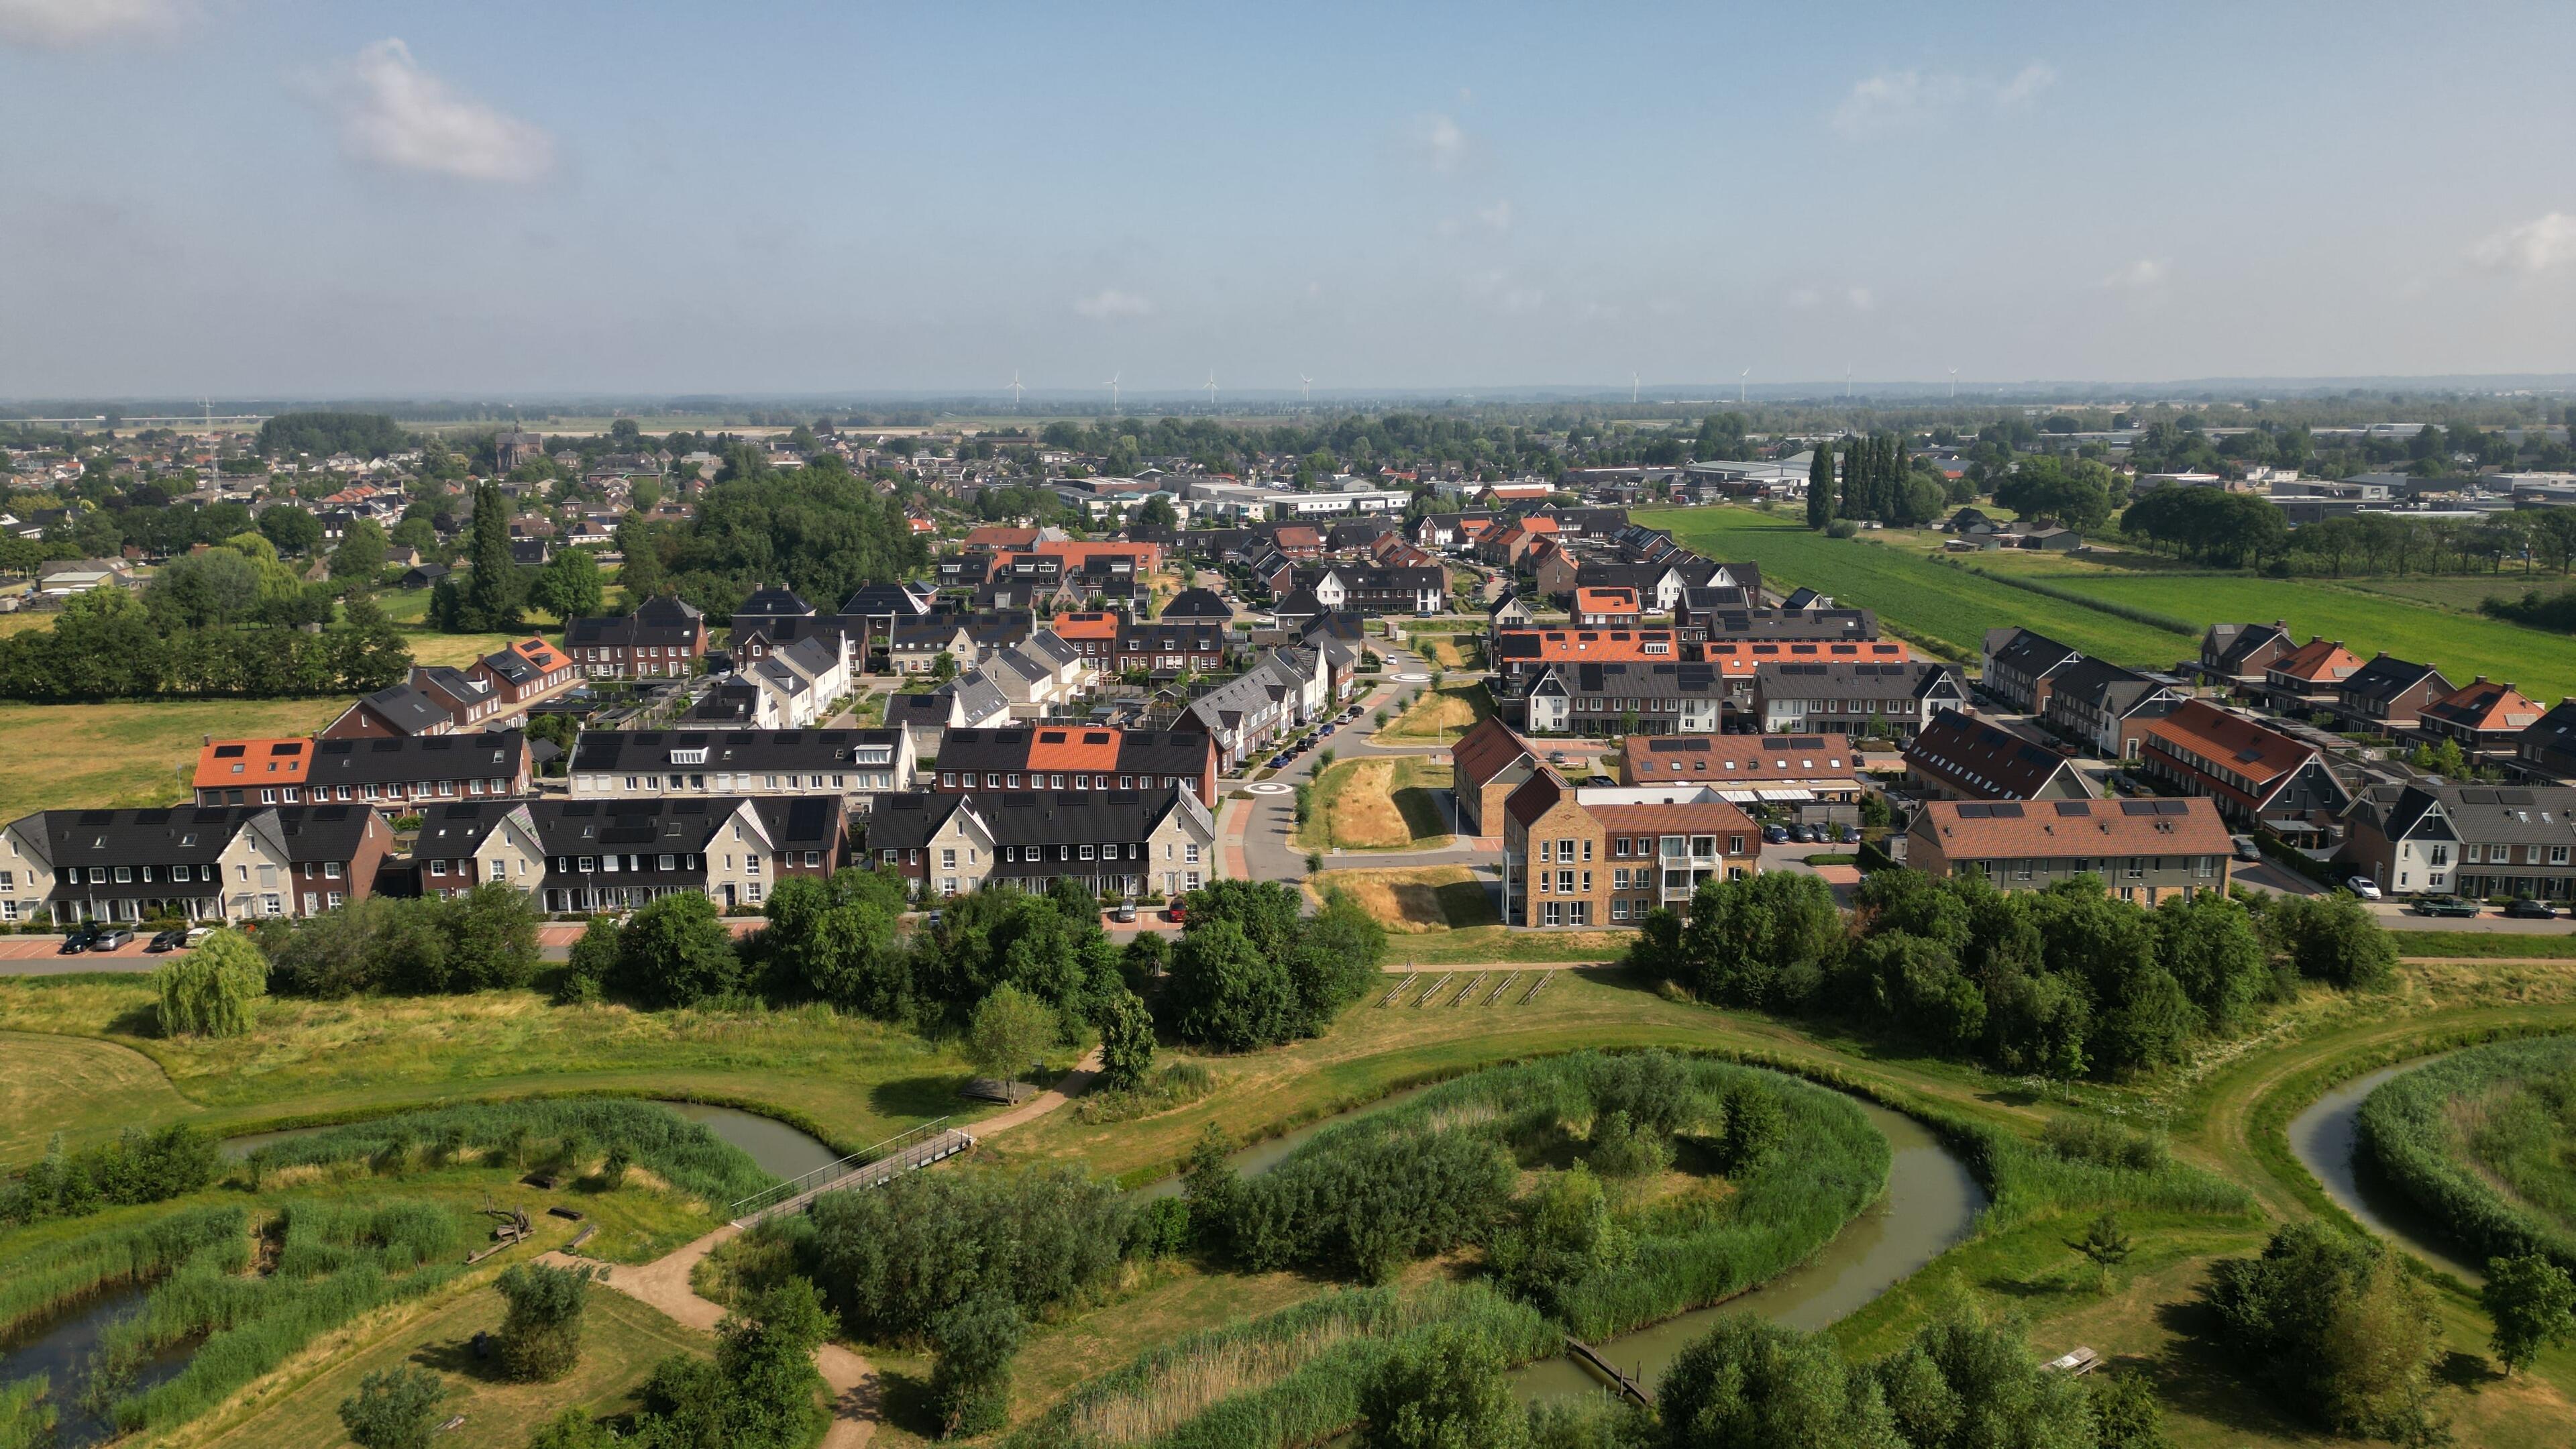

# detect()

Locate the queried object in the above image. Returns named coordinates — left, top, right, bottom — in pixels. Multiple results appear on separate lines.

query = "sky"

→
left=5, top=0, right=2575, bottom=400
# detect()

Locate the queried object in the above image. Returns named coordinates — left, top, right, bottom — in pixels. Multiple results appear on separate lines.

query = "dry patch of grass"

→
left=1421, top=635, right=1484, bottom=671
left=1301, top=758, right=1456, bottom=851
left=0, top=697, right=350, bottom=823
left=1378, top=683, right=1490, bottom=742
left=400, top=631, right=533, bottom=668
left=1312, top=866, right=1495, bottom=933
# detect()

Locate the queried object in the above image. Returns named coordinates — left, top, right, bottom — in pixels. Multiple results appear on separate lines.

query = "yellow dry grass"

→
left=1328, top=759, right=1409, bottom=847
left=1311, top=866, right=1495, bottom=933
left=1378, top=684, right=1489, bottom=742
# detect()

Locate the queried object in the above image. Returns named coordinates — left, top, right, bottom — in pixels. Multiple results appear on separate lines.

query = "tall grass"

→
left=0, top=1377, right=53, bottom=1449
left=1000, top=1282, right=1554, bottom=1449
left=2356, top=1035, right=2576, bottom=1273
left=98, top=1199, right=464, bottom=1433
left=241, top=1097, right=773, bottom=1206
left=0, top=1205, right=246, bottom=1337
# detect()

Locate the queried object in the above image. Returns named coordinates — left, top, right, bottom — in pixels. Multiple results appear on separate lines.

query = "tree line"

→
left=0, top=585, right=411, bottom=702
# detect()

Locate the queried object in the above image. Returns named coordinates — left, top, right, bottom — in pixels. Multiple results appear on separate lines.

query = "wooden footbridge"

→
left=727, top=1118, right=975, bottom=1227
left=1565, top=1336, right=1654, bottom=1407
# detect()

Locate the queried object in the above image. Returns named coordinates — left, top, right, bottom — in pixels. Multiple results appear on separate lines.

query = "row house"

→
left=1574, top=587, right=1643, bottom=627
left=409, top=800, right=545, bottom=900
left=529, top=796, right=847, bottom=914
left=2259, top=637, right=2365, bottom=714
left=2514, top=698, right=2576, bottom=783
left=2336, top=653, right=2454, bottom=732
left=1493, top=627, right=1682, bottom=682
left=569, top=727, right=915, bottom=805
left=1451, top=715, right=1544, bottom=837
left=1479, top=515, right=1560, bottom=569
left=1700, top=607, right=1880, bottom=645
left=2198, top=621, right=2294, bottom=690
left=1907, top=796, right=2234, bottom=905
left=1047, top=612, right=1124, bottom=668
left=1301, top=564, right=1448, bottom=616
left=2135, top=698, right=2351, bottom=838
left=1, top=804, right=394, bottom=926
left=979, top=631, right=1093, bottom=715
left=2037, top=657, right=2182, bottom=760
left=840, top=581, right=936, bottom=635
left=321, top=680, right=460, bottom=740
left=2343, top=783, right=2576, bottom=900
left=1978, top=628, right=2085, bottom=714
left=2410, top=677, right=2543, bottom=762
left=1500, top=772, right=1757, bottom=928
left=888, top=620, right=976, bottom=675
left=564, top=596, right=708, bottom=680
left=1902, top=710, right=2096, bottom=803
left=1525, top=660, right=1732, bottom=737
left=1752, top=660, right=1968, bottom=739
left=1181, top=665, right=1295, bottom=772
left=931, top=726, right=1218, bottom=806
left=1113, top=621, right=1234, bottom=677
left=1619, top=733, right=1865, bottom=808
left=473, top=637, right=580, bottom=711
left=1161, top=587, right=1234, bottom=623
left=864, top=788, right=1218, bottom=902
left=1327, top=518, right=1405, bottom=552
left=1413, top=511, right=1498, bottom=552
left=1367, top=533, right=1441, bottom=570
left=732, top=614, right=872, bottom=675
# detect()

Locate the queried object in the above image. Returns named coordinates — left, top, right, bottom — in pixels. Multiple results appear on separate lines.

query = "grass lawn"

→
left=1419, top=634, right=1484, bottom=671
left=1637, top=506, right=2185, bottom=664
left=401, top=629, right=541, bottom=669
left=0, top=697, right=350, bottom=824
left=1298, top=757, right=1455, bottom=851
left=0, top=980, right=1014, bottom=1159
left=1311, top=865, right=1496, bottom=932
left=1377, top=682, right=1491, bottom=741
left=2394, top=930, right=2576, bottom=960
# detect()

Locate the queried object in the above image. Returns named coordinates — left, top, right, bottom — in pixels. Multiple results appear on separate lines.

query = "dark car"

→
left=148, top=927, right=189, bottom=953
left=59, top=923, right=101, bottom=955
left=1838, top=824, right=1862, bottom=845
left=2504, top=898, right=2559, bottom=920
left=91, top=927, right=135, bottom=951
left=2231, top=835, right=2261, bottom=863
left=1762, top=824, right=1788, bottom=845
left=1790, top=824, right=1818, bottom=844
left=2412, top=896, right=2482, bottom=918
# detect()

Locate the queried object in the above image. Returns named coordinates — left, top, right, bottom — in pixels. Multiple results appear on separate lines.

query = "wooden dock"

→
left=730, top=1126, right=975, bottom=1227
left=1564, top=1336, right=1654, bottom=1407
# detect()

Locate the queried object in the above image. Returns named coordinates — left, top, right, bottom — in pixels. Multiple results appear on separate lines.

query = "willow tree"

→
left=153, top=928, right=268, bottom=1038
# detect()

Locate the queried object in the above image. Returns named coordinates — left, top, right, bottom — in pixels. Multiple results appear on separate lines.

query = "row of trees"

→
left=0, top=1124, right=221, bottom=1226
left=265, top=885, right=544, bottom=998
left=0, top=575, right=411, bottom=702
left=1831, top=432, right=1955, bottom=527
left=1633, top=869, right=2392, bottom=1079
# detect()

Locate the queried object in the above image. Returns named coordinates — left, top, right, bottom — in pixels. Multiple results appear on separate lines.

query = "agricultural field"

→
left=1298, top=757, right=1454, bottom=851
left=0, top=696, right=350, bottom=824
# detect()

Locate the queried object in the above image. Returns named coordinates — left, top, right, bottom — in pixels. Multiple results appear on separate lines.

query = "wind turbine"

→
left=1947, top=367, right=1959, bottom=399
left=1738, top=368, right=1751, bottom=406
left=1203, top=371, right=1219, bottom=409
left=1007, top=371, right=1025, bottom=412
left=1299, top=374, right=1313, bottom=405
left=1103, top=372, right=1121, bottom=414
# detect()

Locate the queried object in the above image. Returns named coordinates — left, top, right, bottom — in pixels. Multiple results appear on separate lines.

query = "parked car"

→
left=2504, top=898, right=2559, bottom=920
left=2345, top=876, right=2383, bottom=901
left=1762, top=824, right=1789, bottom=845
left=1165, top=902, right=1187, bottom=924
left=1110, top=902, right=1136, bottom=923
left=1838, top=824, right=1862, bottom=845
left=1792, top=824, right=1819, bottom=844
left=2231, top=835, right=2261, bottom=863
left=148, top=927, right=190, bottom=953
left=2412, top=896, right=2481, bottom=918
left=91, top=927, right=134, bottom=951
left=185, top=924, right=215, bottom=947
left=58, top=923, right=101, bottom=955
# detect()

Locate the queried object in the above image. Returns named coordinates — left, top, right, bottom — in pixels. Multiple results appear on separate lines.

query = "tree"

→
left=451, top=480, right=523, bottom=631
left=1654, top=1317, right=1902, bottom=1449
left=331, top=517, right=388, bottom=581
left=258, top=504, right=323, bottom=556
left=2483, top=1251, right=2576, bottom=1376
left=1165, top=918, right=1295, bottom=1050
left=966, top=983, right=1057, bottom=1097
left=153, top=929, right=267, bottom=1037
left=336, top=1366, right=447, bottom=1449
left=2086, top=1371, right=2170, bottom=1449
left=928, top=1296, right=1022, bottom=1439
left=2202, top=1222, right=2440, bottom=1440
left=930, top=649, right=958, bottom=683
left=611, top=893, right=741, bottom=1006
left=528, top=548, right=605, bottom=622
left=2072, top=1210, right=2134, bottom=1271
left=2261, top=892, right=2396, bottom=989
left=1870, top=1298, right=2098, bottom=1449
left=1806, top=443, right=1836, bottom=531
left=640, top=1277, right=830, bottom=1449
left=494, top=1262, right=598, bottom=1383
left=1489, top=1163, right=1631, bottom=1312
left=1095, top=987, right=1156, bottom=1091
left=1360, top=1324, right=1529, bottom=1449
left=1672, top=871, right=1843, bottom=1010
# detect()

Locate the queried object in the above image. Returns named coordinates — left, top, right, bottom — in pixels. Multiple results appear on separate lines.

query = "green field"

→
left=0, top=697, right=352, bottom=824
left=1639, top=505, right=2576, bottom=696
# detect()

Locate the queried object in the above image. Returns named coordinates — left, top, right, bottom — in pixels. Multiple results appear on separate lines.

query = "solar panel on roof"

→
left=2156, top=800, right=2188, bottom=815
left=2054, top=800, right=2090, bottom=816
left=2121, top=800, right=2156, bottom=816
left=1992, top=802, right=2025, bottom=818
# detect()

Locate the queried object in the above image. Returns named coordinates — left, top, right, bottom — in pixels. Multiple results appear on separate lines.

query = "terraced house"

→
left=2137, top=698, right=2351, bottom=840
left=930, top=726, right=1218, bottom=806
left=568, top=727, right=915, bottom=806
left=863, top=788, right=1217, bottom=901
left=1907, top=797, right=2233, bottom=904
left=529, top=796, right=846, bottom=913
left=1, top=804, right=394, bottom=925
left=1752, top=659, right=1967, bottom=739
left=194, top=733, right=533, bottom=809
left=564, top=596, right=708, bottom=680
left=1902, top=711, right=2096, bottom=803
left=2343, top=783, right=2576, bottom=900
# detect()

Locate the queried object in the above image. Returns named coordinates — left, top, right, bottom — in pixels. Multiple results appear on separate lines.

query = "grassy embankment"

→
left=0, top=981, right=1007, bottom=1161
left=1297, top=757, right=1455, bottom=851
left=1375, top=681, right=1490, bottom=742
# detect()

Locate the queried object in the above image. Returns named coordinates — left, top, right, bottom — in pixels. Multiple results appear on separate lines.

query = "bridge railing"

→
left=725, top=1116, right=957, bottom=1221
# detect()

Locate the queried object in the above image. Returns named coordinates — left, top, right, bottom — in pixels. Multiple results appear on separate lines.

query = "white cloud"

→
left=1477, top=199, right=1513, bottom=232
left=1845, top=286, right=1876, bottom=312
left=1073, top=288, right=1154, bottom=320
left=0, top=0, right=187, bottom=48
left=312, top=39, right=555, bottom=184
left=2469, top=212, right=2576, bottom=275
left=1413, top=113, right=1469, bottom=170
left=2102, top=258, right=2169, bottom=290
left=1832, top=60, right=2055, bottom=138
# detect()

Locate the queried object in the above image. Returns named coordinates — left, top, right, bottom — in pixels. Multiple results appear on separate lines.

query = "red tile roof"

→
left=2141, top=699, right=2314, bottom=789
left=1917, top=796, right=2232, bottom=859
left=194, top=737, right=310, bottom=789
left=1451, top=715, right=1537, bottom=792
left=2269, top=637, right=2363, bottom=684
left=2423, top=678, right=2543, bottom=733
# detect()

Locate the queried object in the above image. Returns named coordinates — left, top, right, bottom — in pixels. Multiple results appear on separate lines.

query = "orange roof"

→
left=1025, top=725, right=1123, bottom=771
left=1588, top=797, right=1758, bottom=839
left=2424, top=678, right=2543, bottom=732
left=1575, top=586, right=1641, bottom=615
left=1917, top=796, right=2233, bottom=861
left=2140, top=699, right=2313, bottom=787
left=2271, top=637, right=2363, bottom=684
left=1051, top=611, right=1122, bottom=641
left=195, top=737, right=310, bottom=789
left=509, top=637, right=569, bottom=673
left=1451, top=715, right=1538, bottom=791
left=965, top=525, right=1040, bottom=549
left=1620, top=733, right=1858, bottom=784
left=1496, top=627, right=1682, bottom=664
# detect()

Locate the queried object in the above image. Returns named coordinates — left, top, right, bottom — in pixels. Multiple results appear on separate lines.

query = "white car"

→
left=2345, top=876, right=2383, bottom=901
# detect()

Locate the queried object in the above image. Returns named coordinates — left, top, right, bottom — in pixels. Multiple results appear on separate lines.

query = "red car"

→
left=1165, top=903, right=1187, bottom=924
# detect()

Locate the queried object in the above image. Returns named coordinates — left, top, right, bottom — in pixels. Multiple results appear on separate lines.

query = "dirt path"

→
left=555, top=1047, right=1105, bottom=1448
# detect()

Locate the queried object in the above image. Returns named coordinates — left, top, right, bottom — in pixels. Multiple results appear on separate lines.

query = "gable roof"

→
left=1450, top=715, right=1538, bottom=793
left=2421, top=677, right=2543, bottom=733
left=194, top=737, right=311, bottom=790
left=2269, top=636, right=2365, bottom=684
left=1913, top=796, right=2232, bottom=859
left=1903, top=711, right=2092, bottom=800
left=2339, top=653, right=2451, bottom=704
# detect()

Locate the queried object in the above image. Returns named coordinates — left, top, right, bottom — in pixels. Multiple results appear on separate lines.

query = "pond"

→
left=2286, top=1054, right=2487, bottom=1284
left=0, top=1283, right=194, bottom=1448
left=221, top=1101, right=845, bottom=1185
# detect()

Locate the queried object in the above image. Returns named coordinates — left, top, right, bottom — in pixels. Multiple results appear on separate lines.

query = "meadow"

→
left=0, top=698, right=350, bottom=823
left=1297, top=757, right=1454, bottom=851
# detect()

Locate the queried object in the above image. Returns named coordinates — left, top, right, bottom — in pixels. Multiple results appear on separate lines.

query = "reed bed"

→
left=240, top=1097, right=773, bottom=1206
left=2356, top=1034, right=2576, bottom=1272
left=0, top=1204, right=245, bottom=1338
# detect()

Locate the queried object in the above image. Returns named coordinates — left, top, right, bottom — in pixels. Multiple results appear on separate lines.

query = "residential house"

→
left=2514, top=698, right=2576, bottom=784
left=294, top=733, right=533, bottom=810
left=1487, top=590, right=1536, bottom=629
left=568, top=727, right=914, bottom=806
left=320, top=682, right=459, bottom=740
left=1450, top=715, right=1542, bottom=837
left=888, top=620, right=975, bottom=676
left=2261, top=637, right=2366, bottom=716
left=2136, top=698, right=2351, bottom=836
left=1906, top=797, right=2234, bottom=904
left=1620, top=733, right=1865, bottom=808
left=1574, top=587, right=1643, bottom=627
left=2336, top=653, right=2455, bottom=733
left=2039, top=657, right=2182, bottom=760
left=2411, top=677, right=2544, bottom=762
left=2343, top=783, right=2576, bottom=901
left=1903, top=712, right=2096, bottom=802
left=1500, top=772, right=1758, bottom=928
left=1301, top=564, right=1446, bottom=616
left=1752, top=661, right=1968, bottom=739
left=530, top=796, right=845, bottom=914
left=2198, top=621, right=2294, bottom=690
left=1980, top=628, right=2085, bottom=714
left=564, top=596, right=708, bottom=680
left=1112, top=621, right=1234, bottom=677
left=865, top=788, right=1218, bottom=902
left=1161, top=587, right=1234, bottom=622
left=840, top=581, right=936, bottom=634
left=930, top=726, right=1218, bottom=806
left=1525, top=660, right=1731, bottom=737
left=1492, top=627, right=1682, bottom=682
left=0, top=804, right=393, bottom=926
left=472, top=638, right=580, bottom=712
left=409, top=801, right=545, bottom=900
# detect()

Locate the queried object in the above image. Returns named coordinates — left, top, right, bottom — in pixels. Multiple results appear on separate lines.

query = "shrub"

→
left=928, top=1296, right=1023, bottom=1439
left=635, top=1277, right=830, bottom=1449
left=242, top=1099, right=771, bottom=1208
left=2200, top=1221, right=2439, bottom=1440
left=494, top=1262, right=597, bottom=1383
left=0, top=1124, right=220, bottom=1228
left=1359, top=1324, right=1525, bottom=1449
left=804, top=1163, right=1133, bottom=1339
left=337, top=1366, right=447, bottom=1449
left=264, top=885, right=540, bottom=997
left=0, top=1378, right=55, bottom=1449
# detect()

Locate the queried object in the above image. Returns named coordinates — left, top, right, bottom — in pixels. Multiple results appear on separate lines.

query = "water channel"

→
left=219, top=1102, right=845, bottom=1183
left=2284, top=1053, right=2488, bottom=1284
left=0, top=1285, right=193, bottom=1449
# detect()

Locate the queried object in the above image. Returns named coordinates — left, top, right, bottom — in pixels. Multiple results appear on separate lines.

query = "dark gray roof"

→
left=356, top=683, right=453, bottom=735
left=1984, top=627, right=2084, bottom=677
left=2363, top=783, right=2576, bottom=846
left=1161, top=587, right=1233, bottom=620
left=1904, top=711, right=2091, bottom=800
left=570, top=727, right=904, bottom=773
left=1756, top=659, right=1965, bottom=701
left=2339, top=654, right=2451, bottom=704
left=751, top=796, right=845, bottom=852
left=412, top=800, right=529, bottom=859
left=309, top=731, right=526, bottom=786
